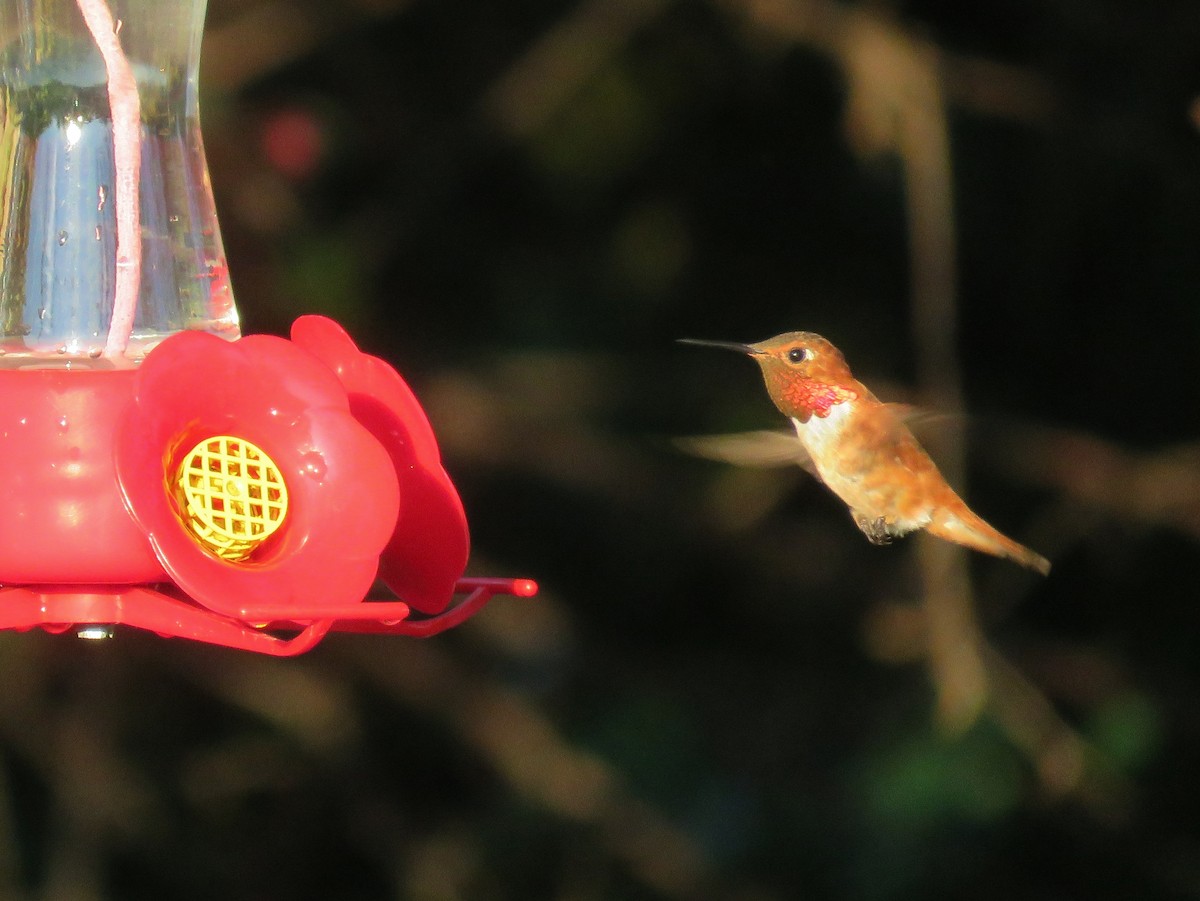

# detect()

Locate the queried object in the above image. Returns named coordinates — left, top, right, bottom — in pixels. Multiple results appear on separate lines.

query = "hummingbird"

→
left=679, top=332, right=1050, bottom=574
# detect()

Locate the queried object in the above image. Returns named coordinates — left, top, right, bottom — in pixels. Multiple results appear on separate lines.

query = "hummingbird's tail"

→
left=925, top=504, right=1051, bottom=575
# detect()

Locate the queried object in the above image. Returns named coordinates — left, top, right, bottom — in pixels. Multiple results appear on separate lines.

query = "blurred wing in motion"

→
left=676, top=405, right=938, bottom=479
left=675, top=430, right=817, bottom=476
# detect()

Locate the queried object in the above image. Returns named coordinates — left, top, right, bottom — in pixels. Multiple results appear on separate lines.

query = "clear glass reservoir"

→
left=0, top=0, right=237, bottom=367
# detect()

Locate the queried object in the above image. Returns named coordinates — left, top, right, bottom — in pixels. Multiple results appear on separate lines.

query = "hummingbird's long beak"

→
left=677, top=338, right=760, bottom=355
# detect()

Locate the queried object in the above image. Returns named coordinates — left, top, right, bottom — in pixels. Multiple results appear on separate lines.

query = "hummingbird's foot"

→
left=853, top=513, right=893, bottom=545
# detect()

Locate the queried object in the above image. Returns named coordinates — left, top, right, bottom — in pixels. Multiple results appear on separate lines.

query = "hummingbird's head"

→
left=679, top=331, right=859, bottom=422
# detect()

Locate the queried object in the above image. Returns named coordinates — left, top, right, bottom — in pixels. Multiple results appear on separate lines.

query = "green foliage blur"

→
left=4, top=1, right=1200, bottom=899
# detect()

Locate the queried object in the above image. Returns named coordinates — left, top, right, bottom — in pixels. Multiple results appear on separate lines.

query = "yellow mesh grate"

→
left=174, top=436, right=289, bottom=561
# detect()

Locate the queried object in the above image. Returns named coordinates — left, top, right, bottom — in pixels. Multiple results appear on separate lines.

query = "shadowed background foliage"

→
left=4, top=1, right=1200, bottom=898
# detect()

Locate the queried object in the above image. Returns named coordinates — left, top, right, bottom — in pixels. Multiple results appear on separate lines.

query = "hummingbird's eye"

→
left=787, top=347, right=809, bottom=364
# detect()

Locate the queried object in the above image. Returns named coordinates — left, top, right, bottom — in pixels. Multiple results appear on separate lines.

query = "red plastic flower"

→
left=291, top=316, right=469, bottom=613
left=116, top=328, right=400, bottom=619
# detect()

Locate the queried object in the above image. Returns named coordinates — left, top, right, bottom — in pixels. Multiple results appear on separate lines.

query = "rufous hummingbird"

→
left=679, top=332, right=1050, bottom=574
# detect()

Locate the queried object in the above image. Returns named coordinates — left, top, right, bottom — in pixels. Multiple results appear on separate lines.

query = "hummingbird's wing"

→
left=675, top=405, right=934, bottom=477
left=674, top=430, right=818, bottom=477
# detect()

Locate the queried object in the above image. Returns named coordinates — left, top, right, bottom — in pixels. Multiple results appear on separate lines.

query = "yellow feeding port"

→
left=174, top=436, right=289, bottom=561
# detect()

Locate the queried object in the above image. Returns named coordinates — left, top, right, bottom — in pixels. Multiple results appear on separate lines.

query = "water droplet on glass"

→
left=168, top=214, right=179, bottom=223
left=57, top=416, right=68, bottom=431
left=97, top=185, right=107, bottom=212
left=56, top=345, right=67, bottom=354
left=57, top=230, right=68, bottom=246
left=37, top=307, right=46, bottom=320
left=88, top=348, right=103, bottom=359
left=94, top=226, right=102, bottom=241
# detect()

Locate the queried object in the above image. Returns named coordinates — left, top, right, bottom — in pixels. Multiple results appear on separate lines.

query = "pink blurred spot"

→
left=262, top=108, right=325, bottom=180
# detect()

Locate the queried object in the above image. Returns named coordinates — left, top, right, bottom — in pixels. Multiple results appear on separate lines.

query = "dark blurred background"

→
left=6, top=0, right=1200, bottom=898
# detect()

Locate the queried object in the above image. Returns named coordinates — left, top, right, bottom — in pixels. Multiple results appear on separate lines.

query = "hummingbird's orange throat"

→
left=775, top=375, right=858, bottom=420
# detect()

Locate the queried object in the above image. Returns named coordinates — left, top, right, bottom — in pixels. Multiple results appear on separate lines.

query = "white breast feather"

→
left=789, top=401, right=854, bottom=459
left=789, top=403, right=875, bottom=514
left=792, top=402, right=930, bottom=534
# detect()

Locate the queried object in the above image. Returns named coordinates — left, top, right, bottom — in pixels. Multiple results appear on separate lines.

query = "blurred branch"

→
left=979, top=425, right=1200, bottom=539
left=207, top=0, right=1054, bottom=139
left=482, top=0, right=1054, bottom=146
left=723, top=1, right=1116, bottom=812
left=482, top=0, right=672, bottom=138
left=722, top=0, right=1056, bottom=125
left=345, top=639, right=773, bottom=900
left=732, top=0, right=993, bottom=733
left=204, top=3, right=323, bottom=90
left=203, top=0, right=414, bottom=90
left=0, top=648, right=163, bottom=900
left=708, top=0, right=1062, bottom=744
left=838, top=7, right=988, bottom=735
left=983, top=646, right=1128, bottom=809
left=423, top=355, right=662, bottom=505
left=863, top=602, right=1133, bottom=811
left=149, top=588, right=759, bottom=897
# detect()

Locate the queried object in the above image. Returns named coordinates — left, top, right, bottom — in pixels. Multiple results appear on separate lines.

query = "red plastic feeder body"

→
left=0, top=0, right=534, bottom=653
left=0, top=323, right=538, bottom=655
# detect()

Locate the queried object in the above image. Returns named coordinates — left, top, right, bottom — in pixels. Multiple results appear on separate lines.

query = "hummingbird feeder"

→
left=0, top=0, right=535, bottom=654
